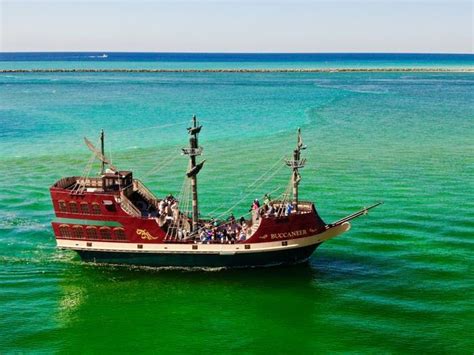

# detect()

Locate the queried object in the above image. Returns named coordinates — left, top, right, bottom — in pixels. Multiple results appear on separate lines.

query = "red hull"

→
left=50, top=180, right=327, bottom=246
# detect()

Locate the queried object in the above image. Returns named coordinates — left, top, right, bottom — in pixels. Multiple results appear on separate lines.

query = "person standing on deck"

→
left=250, top=198, right=260, bottom=225
left=263, top=193, right=271, bottom=206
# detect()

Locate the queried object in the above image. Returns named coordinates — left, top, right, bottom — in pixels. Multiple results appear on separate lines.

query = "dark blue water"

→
left=1, top=52, right=473, bottom=63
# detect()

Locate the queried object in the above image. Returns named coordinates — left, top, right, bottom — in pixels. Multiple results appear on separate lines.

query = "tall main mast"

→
left=100, top=129, right=105, bottom=175
left=182, top=115, right=205, bottom=232
left=285, top=128, right=306, bottom=211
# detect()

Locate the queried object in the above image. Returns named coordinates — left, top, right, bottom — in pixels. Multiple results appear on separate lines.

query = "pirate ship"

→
left=50, top=116, right=381, bottom=268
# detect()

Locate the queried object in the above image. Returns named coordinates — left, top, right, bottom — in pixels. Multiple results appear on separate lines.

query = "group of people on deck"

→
left=250, top=194, right=295, bottom=222
left=157, top=194, right=179, bottom=222
left=198, top=213, right=248, bottom=244
left=163, top=192, right=297, bottom=243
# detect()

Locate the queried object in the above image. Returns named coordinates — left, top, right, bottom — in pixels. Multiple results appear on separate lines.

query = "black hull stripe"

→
left=77, top=243, right=321, bottom=268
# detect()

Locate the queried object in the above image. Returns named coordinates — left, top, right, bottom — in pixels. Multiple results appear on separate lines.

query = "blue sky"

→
left=1, top=0, right=472, bottom=53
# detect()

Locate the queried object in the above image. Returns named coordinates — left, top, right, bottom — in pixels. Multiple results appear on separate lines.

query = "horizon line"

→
left=1, top=51, right=473, bottom=55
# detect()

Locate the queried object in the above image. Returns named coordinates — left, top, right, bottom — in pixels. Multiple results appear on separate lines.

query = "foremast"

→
left=285, top=128, right=307, bottom=211
left=182, top=115, right=205, bottom=232
left=100, top=129, right=105, bottom=175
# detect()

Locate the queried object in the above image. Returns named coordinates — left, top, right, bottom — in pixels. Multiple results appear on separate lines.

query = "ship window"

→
left=58, top=200, right=67, bottom=213
left=91, top=203, right=101, bottom=215
left=72, top=225, right=84, bottom=239
left=114, top=228, right=127, bottom=240
left=86, top=226, right=99, bottom=240
left=59, top=224, right=72, bottom=239
left=80, top=202, right=89, bottom=214
left=99, top=227, right=112, bottom=240
left=69, top=201, right=78, bottom=213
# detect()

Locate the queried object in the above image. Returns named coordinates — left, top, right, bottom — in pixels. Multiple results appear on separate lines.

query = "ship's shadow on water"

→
left=58, top=249, right=380, bottom=284
left=51, top=250, right=397, bottom=353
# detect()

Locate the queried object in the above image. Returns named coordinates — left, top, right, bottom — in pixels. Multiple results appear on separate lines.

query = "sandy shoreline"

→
left=1, top=68, right=473, bottom=73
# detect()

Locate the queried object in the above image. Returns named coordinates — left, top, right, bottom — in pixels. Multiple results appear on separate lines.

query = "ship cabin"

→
left=102, top=170, right=133, bottom=192
left=51, top=170, right=161, bottom=220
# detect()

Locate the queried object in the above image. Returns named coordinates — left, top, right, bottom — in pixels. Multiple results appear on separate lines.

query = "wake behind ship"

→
left=50, top=116, right=381, bottom=268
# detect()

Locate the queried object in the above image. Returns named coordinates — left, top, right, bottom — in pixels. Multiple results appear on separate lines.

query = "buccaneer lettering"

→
left=270, top=229, right=307, bottom=239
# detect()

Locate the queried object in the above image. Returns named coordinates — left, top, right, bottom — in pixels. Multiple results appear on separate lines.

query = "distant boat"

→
left=87, top=54, right=108, bottom=59
left=49, top=116, right=382, bottom=268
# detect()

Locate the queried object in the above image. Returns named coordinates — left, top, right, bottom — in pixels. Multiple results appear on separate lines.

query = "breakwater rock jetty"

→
left=1, top=68, right=473, bottom=73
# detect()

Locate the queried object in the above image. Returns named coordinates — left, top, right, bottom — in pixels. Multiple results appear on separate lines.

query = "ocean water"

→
left=1, top=52, right=473, bottom=70
left=0, top=54, right=473, bottom=353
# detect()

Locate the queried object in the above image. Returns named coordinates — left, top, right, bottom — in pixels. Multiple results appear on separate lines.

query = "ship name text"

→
left=270, top=229, right=307, bottom=239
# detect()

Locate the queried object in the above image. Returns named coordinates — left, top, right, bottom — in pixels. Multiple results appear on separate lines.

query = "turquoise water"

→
left=1, top=68, right=473, bottom=352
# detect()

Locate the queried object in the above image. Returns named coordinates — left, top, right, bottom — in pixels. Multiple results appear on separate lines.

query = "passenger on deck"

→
left=171, top=200, right=179, bottom=221
left=199, top=229, right=207, bottom=243
left=221, top=229, right=228, bottom=243
left=226, top=225, right=236, bottom=243
left=239, top=230, right=246, bottom=241
left=253, top=199, right=260, bottom=209
left=250, top=199, right=260, bottom=222
left=263, top=193, right=271, bottom=206
left=242, top=222, right=248, bottom=234
left=266, top=203, right=275, bottom=217
left=159, top=199, right=166, bottom=213
left=227, top=213, right=236, bottom=224
left=286, top=202, right=293, bottom=216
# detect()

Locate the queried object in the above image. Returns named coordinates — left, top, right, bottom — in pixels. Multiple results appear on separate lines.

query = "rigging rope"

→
left=206, top=156, right=286, bottom=216
left=142, top=150, right=179, bottom=180
left=72, top=136, right=102, bottom=194
left=211, top=163, right=286, bottom=221
left=107, top=121, right=189, bottom=137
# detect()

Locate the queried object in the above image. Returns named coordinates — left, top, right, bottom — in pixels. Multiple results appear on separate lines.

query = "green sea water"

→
left=0, top=71, right=473, bottom=353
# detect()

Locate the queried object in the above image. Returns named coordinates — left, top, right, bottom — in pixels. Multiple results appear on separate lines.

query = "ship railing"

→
left=76, top=177, right=103, bottom=188
left=53, top=176, right=78, bottom=189
left=133, top=180, right=160, bottom=208
left=119, top=193, right=142, bottom=217
left=269, top=200, right=313, bottom=214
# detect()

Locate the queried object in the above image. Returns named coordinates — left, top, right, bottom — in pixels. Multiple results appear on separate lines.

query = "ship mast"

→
left=182, top=115, right=205, bottom=232
left=285, top=128, right=307, bottom=211
left=100, top=129, right=105, bottom=175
